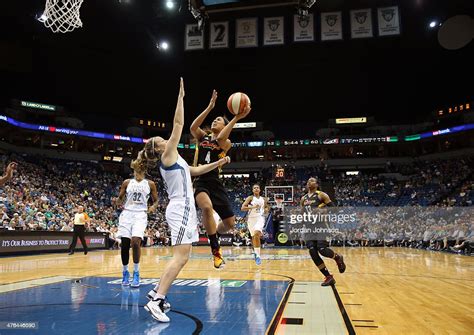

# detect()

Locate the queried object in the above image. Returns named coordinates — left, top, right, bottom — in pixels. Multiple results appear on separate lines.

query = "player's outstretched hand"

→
left=179, top=77, right=185, bottom=98
left=208, top=89, right=218, bottom=109
left=218, top=156, right=231, bottom=167
left=236, top=104, right=251, bottom=120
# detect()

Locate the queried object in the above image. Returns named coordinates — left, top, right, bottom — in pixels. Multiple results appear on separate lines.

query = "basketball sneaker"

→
left=146, top=289, right=171, bottom=313
left=131, top=271, right=140, bottom=288
left=321, top=275, right=336, bottom=287
left=335, top=254, right=346, bottom=273
left=145, top=298, right=170, bottom=323
left=255, top=254, right=262, bottom=266
left=212, top=247, right=225, bottom=269
left=122, top=270, right=130, bottom=286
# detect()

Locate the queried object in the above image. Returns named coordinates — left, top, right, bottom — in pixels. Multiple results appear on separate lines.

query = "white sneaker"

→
left=145, top=299, right=170, bottom=323
left=146, top=289, right=171, bottom=313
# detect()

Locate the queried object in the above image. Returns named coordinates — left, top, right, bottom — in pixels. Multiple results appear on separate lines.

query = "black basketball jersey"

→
left=193, top=134, right=226, bottom=179
left=301, top=191, right=324, bottom=212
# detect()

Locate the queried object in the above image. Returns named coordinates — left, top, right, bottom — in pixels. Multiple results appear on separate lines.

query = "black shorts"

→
left=194, top=177, right=234, bottom=220
left=306, top=240, right=329, bottom=249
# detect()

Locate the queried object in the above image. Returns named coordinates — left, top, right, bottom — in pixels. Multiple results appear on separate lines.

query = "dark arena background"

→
left=0, top=0, right=473, bottom=334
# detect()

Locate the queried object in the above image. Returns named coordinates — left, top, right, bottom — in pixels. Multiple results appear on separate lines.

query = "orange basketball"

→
left=227, top=92, right=251, bottom=115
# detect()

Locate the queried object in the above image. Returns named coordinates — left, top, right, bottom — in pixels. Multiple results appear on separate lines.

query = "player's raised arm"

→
left=190, top=89, right=217, bottom=140
left=162, top=78, right=185, bottom=167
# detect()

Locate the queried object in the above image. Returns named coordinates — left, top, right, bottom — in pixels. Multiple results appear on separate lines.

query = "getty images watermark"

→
left=278, top=206, right=473, bottom=243
left=283, top=209, right=354, bottom=241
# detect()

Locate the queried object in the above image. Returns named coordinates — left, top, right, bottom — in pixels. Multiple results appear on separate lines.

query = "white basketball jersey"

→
left=124, top=179, right=150, bottom=212
left=248, top=196, right=265, bottom=218
left=159, top=155, right=194, bottom=202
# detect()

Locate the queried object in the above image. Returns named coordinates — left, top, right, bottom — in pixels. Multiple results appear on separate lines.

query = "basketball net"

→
left=275, top=198, right=284, bottom=210
left=39, top=0, right=84, bottom=33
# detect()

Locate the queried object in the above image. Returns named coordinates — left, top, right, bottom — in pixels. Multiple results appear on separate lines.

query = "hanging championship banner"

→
left=321, top=12, right=343, bottom=41
left=209, top=21, right=229, bottom=49
left=263, top=17, right=284, bottom=45
left=236, top=18, right=258, bottom=48
left=185, top=24, right=204, bottom=50
left=377, top=6, right=401, bottom=36
left=293, top=14, right=314, bottom=42
left=350, top=9, right=373, bottom=38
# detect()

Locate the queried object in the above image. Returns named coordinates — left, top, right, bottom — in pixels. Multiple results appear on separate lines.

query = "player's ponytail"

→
left=143, top=137, right=161, bottom=168
left=130, top=150, right=148, bottom=174
left=131, top=137, right=162, bottom=175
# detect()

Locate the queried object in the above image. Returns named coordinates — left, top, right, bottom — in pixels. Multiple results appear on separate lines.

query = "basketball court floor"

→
left=1, top=247, right=473, bottom=334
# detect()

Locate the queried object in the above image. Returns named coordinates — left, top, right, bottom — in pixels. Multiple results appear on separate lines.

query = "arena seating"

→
left=0, top=153, right=472, bottom=254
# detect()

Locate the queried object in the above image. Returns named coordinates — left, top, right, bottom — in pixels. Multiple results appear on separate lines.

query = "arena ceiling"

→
left=0, top=0, right=473, bottom=132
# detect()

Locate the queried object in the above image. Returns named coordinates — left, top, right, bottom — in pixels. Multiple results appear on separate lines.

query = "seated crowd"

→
left=0, top=153, right=472, bottom=254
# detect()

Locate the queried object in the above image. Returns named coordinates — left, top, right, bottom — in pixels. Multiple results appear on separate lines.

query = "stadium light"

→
left=429, top=21, right=437, bottom=28
left=157, top=41, right=169, bottom=51
left=166, top=1, right=174, bottom=9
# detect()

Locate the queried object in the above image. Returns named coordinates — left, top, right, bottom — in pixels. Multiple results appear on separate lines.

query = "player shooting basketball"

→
left=190, top=90, right=250, bottom=268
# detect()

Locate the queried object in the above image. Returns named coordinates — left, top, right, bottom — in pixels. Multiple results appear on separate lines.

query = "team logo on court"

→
left=325, top=15, right=338, bottom=27
left=381, top=9, right=395, bottom=22
left=297, top=16, right=310, bottom=28
left=355, top=12, right=368, bottom=25
left=268, top=19, right=280, bottom=32
left=277, top=233, right=288, bottom=244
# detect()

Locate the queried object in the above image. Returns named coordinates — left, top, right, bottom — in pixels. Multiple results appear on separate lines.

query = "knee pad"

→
left=121, top=237, right=131, bottom=249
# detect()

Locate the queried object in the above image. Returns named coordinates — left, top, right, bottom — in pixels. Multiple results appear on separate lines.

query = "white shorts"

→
left=117, top=210, right=148, bottom=239
left=166, top=200, right=199, bottom=246
left=247, top=216, right=265, bottom=236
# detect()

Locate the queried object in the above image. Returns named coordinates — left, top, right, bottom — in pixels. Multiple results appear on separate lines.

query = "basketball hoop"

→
left=39, top=0, right=84, bottom=33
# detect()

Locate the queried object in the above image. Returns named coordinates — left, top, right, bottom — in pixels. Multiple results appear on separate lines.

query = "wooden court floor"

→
left=1, top=246, right=473, bottom=334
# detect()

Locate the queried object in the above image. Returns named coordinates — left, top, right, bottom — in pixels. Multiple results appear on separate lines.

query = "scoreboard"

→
left=275, top=166, right=285, bottom=179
